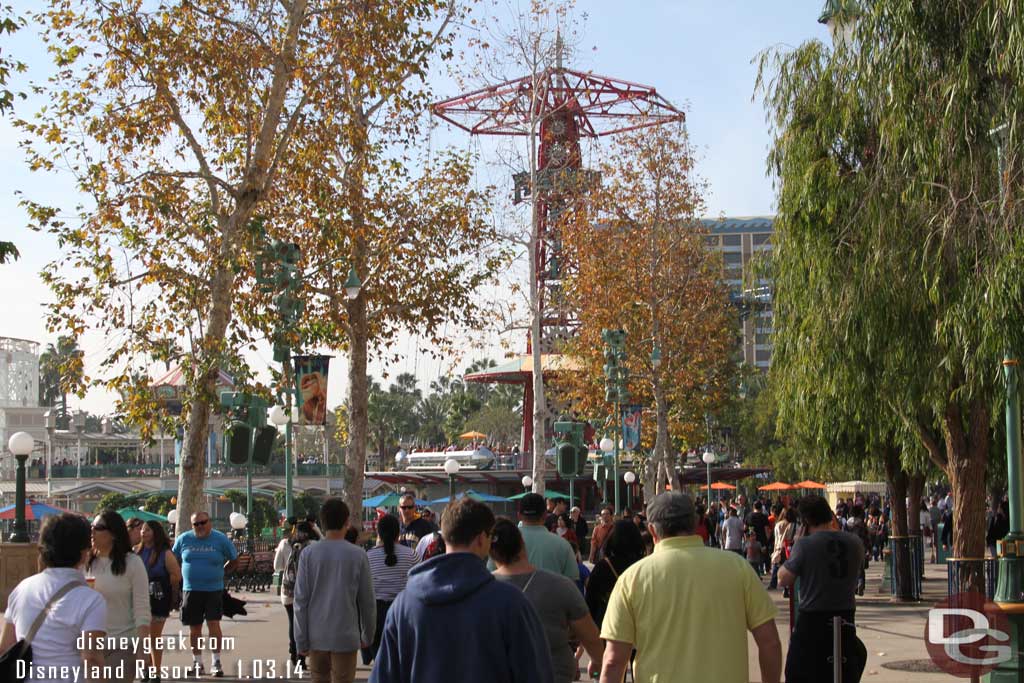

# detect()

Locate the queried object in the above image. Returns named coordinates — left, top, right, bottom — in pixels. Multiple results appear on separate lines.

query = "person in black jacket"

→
left=987, top=499, right=1009, bottom=558
left=584, top=521, right=645, bottom=630
left=570, top=507, right=589, bottom=557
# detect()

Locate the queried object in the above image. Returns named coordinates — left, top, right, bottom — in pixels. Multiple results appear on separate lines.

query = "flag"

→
left=293, top=355, right=332, bottom=425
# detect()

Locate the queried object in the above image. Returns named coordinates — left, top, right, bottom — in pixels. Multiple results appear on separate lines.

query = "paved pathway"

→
left=3, top=555, right=954, bottom=681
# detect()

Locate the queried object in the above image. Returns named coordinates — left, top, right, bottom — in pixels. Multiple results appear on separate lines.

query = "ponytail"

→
left=377, top=514, right=400, bottom=567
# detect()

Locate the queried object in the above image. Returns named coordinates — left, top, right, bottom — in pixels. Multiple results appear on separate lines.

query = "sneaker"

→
left=191, top=662, right=205, bottom=677
left=211, top=661, right=224, bottom=678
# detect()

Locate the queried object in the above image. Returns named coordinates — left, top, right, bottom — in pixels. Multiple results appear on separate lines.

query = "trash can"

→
left=936, top=522, right=951, bottom=564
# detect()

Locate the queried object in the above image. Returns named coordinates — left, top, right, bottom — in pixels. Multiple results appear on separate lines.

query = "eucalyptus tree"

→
left=759, top=3, right=1024, bottom=585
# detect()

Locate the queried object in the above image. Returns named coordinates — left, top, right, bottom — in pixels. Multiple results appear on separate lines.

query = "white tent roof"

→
left=826, top=480, right=887, bottom=493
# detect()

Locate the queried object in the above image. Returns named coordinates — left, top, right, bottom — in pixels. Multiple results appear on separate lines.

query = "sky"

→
left=0, top=1, right=832, bottom=415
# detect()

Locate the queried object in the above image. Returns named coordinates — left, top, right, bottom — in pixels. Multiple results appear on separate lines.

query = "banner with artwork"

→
left=293, top=355, right=332, bottom=426
left=621, top=404, right=642, bottom=450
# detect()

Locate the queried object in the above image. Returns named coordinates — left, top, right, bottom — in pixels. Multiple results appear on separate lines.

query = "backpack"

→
left=282, top=542, right=306, bottom=598
left=420, top=532, right=446, bottom=561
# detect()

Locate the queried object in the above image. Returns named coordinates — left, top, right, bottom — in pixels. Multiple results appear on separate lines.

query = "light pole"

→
left=8, top=431, right=35, bottom=542
left=522, top=474, right=533, bottom=493
left=73, top=410, right=85, bottom=479
left=444, top=458, right=461, bottom=501
left=624, top=471, right=636, bottom=512
left=269, top=405, right=291, bottom=517
left=703, top=449, right=716, bottom=511
left=599, top=437, right=614, bottom=509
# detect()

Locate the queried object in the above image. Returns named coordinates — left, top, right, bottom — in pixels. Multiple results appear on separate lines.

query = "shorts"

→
left=181, top=589, right=224, bottom=625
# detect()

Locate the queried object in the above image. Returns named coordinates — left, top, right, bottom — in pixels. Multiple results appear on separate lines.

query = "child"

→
left=745, top=531, right=764, bottom=577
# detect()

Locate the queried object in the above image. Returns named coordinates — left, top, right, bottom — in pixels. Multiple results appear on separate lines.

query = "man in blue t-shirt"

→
left=173, top=510, right=239, bottom=677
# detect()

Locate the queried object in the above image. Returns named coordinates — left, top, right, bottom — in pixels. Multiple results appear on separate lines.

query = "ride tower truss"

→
left=432, top=50, right=685, bottom=450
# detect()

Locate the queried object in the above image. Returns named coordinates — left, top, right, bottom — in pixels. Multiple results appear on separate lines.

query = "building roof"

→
left=700, top=216, right=774, bottom=234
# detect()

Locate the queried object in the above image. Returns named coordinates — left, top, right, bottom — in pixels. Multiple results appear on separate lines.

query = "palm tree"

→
left=37, top=336, right=83, bottom=429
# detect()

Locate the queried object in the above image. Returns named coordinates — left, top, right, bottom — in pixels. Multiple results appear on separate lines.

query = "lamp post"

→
left=703, top=449, right=716, bottom=510
left=8, top=431, right=35, bottom=542
left=624, top=471, right=636, bottom=513
left=269, top=405, right=291, bottom=517
left=522, top=474, right=533, bottom=493
left=444, top=458, right=460, bottom=501
left=73, top=410, right=85, bottom=479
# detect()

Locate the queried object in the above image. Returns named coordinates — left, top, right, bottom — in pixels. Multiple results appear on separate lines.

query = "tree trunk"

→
left=908, top=471, right=925, bottom=535
left=944, top=399, right=990, bottom=595
left=882, top=443, right=916, bottom=600
left=646, top=386, right=670, bottom=501
left=177, top=258, right=236, bottom=530
left=344, top=294, right=369, bottom=513
left=529, top=191, right=548, bottom=495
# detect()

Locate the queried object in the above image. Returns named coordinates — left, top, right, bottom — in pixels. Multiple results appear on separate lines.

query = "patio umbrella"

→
left=758, top=482, right=795, bottom=491
left=361, top=492, right=429, bottom=508
left=459, top=431, right=487, bottom=440
left=795, top=480, right=827, bottom=489
left=506, top=490, right=577, bottom=502
left=428, top=490, right=509, bottom=504
left=0, top=500, right=82, bottom=520
left=116, top=508, right=169, bottom=523
left=699, top=482, right=737, bottom=491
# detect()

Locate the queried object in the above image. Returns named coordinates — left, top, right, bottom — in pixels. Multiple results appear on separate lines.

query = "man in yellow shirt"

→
left=599, top=492, right=782, bottom=683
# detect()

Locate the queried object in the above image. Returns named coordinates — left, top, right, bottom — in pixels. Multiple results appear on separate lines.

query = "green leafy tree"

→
left=143, top=494, right=174, bottom=517
left=758, top=3, right=1024, bottom=591
left=95, top=493, right=130, bottom=514
left=37, top=337, right=84, bottom=429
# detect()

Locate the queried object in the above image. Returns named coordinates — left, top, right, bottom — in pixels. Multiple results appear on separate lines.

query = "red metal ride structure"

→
left=432, top=46, right=685, bottom=458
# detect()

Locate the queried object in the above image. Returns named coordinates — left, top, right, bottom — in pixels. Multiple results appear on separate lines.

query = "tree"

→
left=0, top=4, right=25, bottom=263
left=37, top=336, right=84, bottom=429
left=563, top=123, right=734, bottom=501
left=21, top=0, right=472, bottom=529
left=758, top=3, right=1024, bottom=590
left=95, top=493, right=130, bottom=514
left=142, top=494, right=174, bottom=517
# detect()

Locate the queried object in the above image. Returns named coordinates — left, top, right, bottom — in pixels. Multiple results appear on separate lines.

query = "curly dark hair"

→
left=39, top=513, right=91, bottom=568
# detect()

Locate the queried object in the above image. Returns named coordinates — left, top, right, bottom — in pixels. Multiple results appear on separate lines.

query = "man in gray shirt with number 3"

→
left=779, top=495, right=867, bottom=683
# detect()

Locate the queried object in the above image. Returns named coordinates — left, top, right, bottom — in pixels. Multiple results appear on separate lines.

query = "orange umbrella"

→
left=758, top=482, right=794, bottom=491
left=700, top=482, right=737, bottom=490
left=795, top=480, right=827, bottom=489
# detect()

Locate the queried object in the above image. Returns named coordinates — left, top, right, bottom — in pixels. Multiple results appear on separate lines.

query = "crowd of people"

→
left=3, top=485, right=916, bottom=683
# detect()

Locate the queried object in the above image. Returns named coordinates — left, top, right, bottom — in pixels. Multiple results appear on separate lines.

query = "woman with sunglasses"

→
left=88, top=509, right=151, bottom=683
left=137, top=519, right=181, bottom=682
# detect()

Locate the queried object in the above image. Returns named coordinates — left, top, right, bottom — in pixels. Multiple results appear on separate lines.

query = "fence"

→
left=946, top=557, right=998, bottom=600
left=888, top=536, right=923, bottom=601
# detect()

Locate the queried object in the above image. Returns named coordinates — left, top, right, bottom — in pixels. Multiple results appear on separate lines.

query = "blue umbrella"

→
left=427, top=490, right=509, bottom=505
left=362, top=492, right=429, bottom=508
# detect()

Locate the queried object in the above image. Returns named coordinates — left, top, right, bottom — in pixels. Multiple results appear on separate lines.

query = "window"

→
left=755, top=333, right=771, bottom=345
left=755, top=349, right=772, bottom=363
left=753, top=233, right=771, bottom=246
left=722, top=234, right=742, bottom=246
left=704, top=235, right=719, bottom=247
left=724, top=252, right=743, bottom=266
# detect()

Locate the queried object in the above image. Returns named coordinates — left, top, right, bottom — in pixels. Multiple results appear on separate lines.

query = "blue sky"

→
left=0, top=1, right=831, bottom=414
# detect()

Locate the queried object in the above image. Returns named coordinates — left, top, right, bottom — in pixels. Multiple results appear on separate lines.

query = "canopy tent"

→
left=116, top=508, right=169, bottom=523
left=506, top=490, right=577, bottom=502
left=0, top=500, right=82, bottom=520
left=459, top=431, right=487, bottom=440
left=826, top=480, right=888, bottom=508
left=795, top=480, right=827, bottom=490
left=361, top=492, right=429, bottom=509
left=428, top=490, right=509, bottom=504
left=700, top=482, right=737, bottom=491
left=758, top=482, right=795, bottom=491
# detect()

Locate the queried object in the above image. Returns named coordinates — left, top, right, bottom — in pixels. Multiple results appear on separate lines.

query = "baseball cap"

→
left=519, top=493, right=546, bottom=518
left=646, top=492, right=696, bottom=530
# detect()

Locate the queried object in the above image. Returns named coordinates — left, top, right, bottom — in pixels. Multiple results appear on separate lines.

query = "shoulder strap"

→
left=25, top=580, right=84, bottom=647
left=604, top=557, right=619, bottom=578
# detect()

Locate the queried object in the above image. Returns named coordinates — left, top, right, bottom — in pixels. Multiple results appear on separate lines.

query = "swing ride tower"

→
left=432, top=43, right=685, bottom=455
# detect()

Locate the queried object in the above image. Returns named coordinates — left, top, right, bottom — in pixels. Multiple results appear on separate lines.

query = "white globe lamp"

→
left=623, top=471, right=636, bottom=484
left=167, top=509, right=179, bottom=525
left=269, top=405, right=289, bottom=427
left=599, top=437, right=614, bottom=453
left=702, top=450, right=716, bottom=465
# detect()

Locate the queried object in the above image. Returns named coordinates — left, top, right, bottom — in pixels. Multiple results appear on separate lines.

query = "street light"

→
left=344, top=266, right=362, bottom=300
left=8, top=431, right=35, bottom=542
left=444, top=458, right=461, bottom=500
left=269, top=405, right=292, bottom=518
left=521, top=475, right=533, bottom=492
left=702, top=449, right=716, bottom=510
left=623, top=471, right=636, bottom=512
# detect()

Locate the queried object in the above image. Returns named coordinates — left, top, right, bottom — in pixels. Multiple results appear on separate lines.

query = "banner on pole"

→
left=293, top=355, right=332, bottom=426
left=621, top=404, right=642, bottom=450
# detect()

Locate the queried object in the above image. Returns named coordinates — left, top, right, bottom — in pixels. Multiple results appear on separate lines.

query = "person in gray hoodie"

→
left=294, top=498, right=375, bottom=683
left=370, top=497, right=553, bottom=683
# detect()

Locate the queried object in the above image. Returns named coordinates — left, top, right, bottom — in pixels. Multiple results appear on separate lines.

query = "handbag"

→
left=0, top=579, right=84, bottom=679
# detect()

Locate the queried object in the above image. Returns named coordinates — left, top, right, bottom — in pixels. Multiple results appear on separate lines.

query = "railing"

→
left=946, top=557, right=998, bottom=600
left=40, top=462, right=348, bottom=479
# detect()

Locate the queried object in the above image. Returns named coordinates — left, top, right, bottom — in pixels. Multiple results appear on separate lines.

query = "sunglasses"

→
left=127, top=521, right=143, bottom=529
left=399, top=505, right=416, bottom=510
left=192, top=520, right=210, bottom=527
left=91, top=524, right=108, bottom=532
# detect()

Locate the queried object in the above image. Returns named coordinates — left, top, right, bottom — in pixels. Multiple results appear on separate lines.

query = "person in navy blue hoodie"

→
left=369, top=497, right=553, bottom=683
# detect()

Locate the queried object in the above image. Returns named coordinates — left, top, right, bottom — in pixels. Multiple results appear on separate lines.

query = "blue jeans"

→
left=769, top=562, right=781, bottom=589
